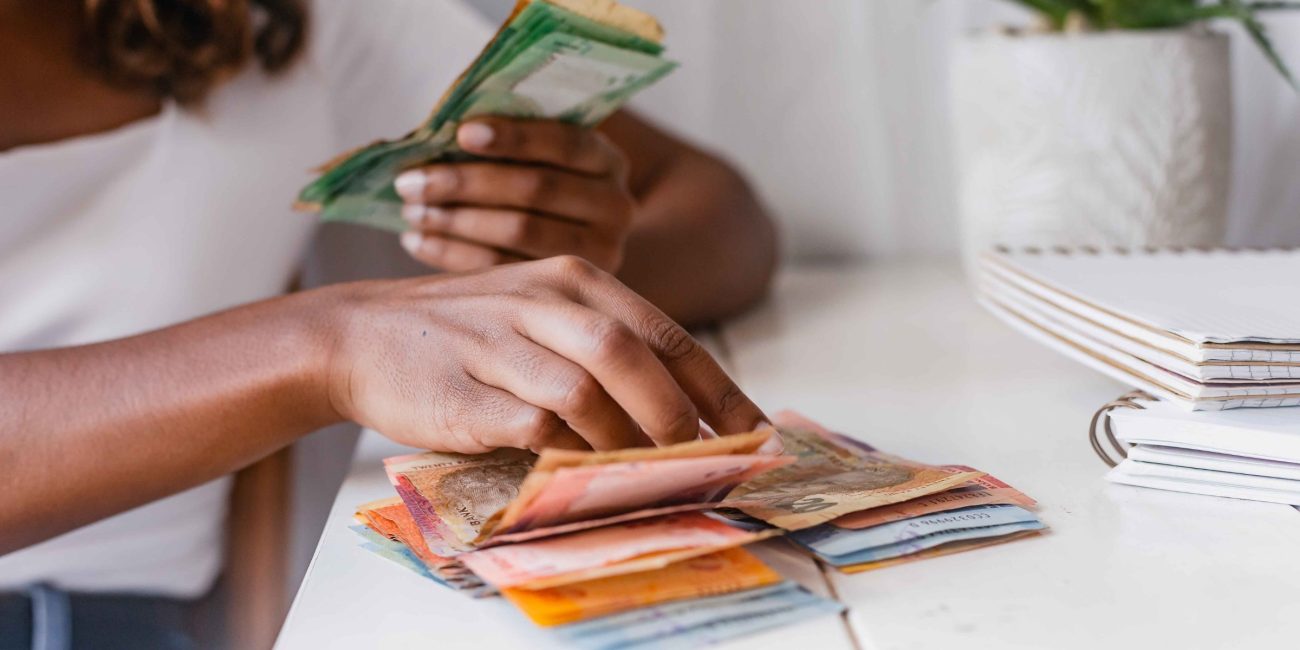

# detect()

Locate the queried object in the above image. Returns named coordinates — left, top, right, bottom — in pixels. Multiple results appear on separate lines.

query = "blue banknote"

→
left=553, top=581, right=844, bottom=649
left=791, top=504, right=1041, bottom=558
left=817, top=519, right=1047, bottom=566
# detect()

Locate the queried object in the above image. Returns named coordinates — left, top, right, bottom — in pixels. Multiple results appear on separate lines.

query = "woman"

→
left=0, top=0, right=777, bottom=646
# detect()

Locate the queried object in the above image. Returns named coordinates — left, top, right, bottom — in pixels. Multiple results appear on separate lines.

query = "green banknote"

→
left=296, top=0, right=677, bottom=232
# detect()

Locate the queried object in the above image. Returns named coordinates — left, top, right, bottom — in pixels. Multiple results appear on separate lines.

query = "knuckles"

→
left=556, top=373, right=603, bottom=418
left=545, top=254, right=601, bottom=281
left=515, top=169, right=557, bottom=205
left=583, top=317, right=639, bottom=363
left=645, top=317, right=698, bottom=361
left=516, top=407, right=563, bottom=448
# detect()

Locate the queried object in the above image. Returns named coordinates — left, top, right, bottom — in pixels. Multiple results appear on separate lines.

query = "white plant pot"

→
left=951, top=30, right=1231, bottom=266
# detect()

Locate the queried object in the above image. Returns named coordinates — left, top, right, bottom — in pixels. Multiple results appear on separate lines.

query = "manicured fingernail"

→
left=458, top=122, right=495, bottom=149
left=400, top=231, right=422, bottom=253
left=394, top=171, right=425, bottom=201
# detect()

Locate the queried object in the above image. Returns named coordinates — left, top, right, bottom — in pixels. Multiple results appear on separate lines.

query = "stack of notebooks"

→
left=976, top=247, right=1300, bottom=504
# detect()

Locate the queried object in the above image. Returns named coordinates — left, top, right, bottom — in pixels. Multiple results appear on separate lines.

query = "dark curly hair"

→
left=80, top=0, right=308, bottom=104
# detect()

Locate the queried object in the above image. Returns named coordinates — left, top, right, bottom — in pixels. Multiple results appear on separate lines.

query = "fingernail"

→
left=394, top=171, right=426, bottom=201
left=400, top=231, right=422, bottom=253
left=458, top=122, right=495, bottom=149
left=758, top=432, right=785, bottom=455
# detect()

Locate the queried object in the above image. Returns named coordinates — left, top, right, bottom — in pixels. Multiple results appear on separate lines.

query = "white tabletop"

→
left=279, top=260, right=1300, bottom=649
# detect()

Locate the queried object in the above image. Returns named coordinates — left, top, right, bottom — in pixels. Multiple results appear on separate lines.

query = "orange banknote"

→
left=462, top=512, right=774, bottom=589
left=501, top=546, right=782, bottom=626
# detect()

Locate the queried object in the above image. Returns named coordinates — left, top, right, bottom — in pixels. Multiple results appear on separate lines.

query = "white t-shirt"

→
left=0, top=0, right=491, bottom=597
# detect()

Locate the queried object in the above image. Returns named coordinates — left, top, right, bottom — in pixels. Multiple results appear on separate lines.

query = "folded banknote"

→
left=295, top=0, right=676, bottom=232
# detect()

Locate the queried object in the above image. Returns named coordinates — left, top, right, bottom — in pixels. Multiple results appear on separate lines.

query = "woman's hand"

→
left=321, top=255, right=766, bottom=454
left=394, top=118, right=634, bottom=273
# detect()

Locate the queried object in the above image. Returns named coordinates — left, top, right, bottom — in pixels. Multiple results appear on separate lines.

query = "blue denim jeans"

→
left=0, top=584, right=197, bottom=650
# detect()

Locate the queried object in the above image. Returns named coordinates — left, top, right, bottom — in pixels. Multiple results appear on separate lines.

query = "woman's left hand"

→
left=394, top=117, right=635, bottom=273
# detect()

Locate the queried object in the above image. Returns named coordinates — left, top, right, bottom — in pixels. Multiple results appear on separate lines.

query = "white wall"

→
left=616, top=0, right=1300, bottom=260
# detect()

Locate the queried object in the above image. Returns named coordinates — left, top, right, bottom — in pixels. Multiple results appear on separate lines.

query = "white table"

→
left=279, top=261, right=1300, bottom=650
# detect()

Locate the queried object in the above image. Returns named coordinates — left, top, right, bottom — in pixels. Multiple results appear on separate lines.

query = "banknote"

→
left=349, top=525, right=493, bottom=595
left=381, top=428, right=783, bottom=555
left=354, top=499, right=489, bottom=592
left=461, top=512, right=775, bottom=589
left=808, top=515, right=1048, bottom=567
left=295, top=0, right=676, bottom=232
left=552, top=581, right=845, bottom=650
left=384, top=448, right=536, bottom=549
left=724, top=412, right=982, bottom=530
left=478, top=428, right=783, bottom=541
left=486, top=454, right=792, bottom=540
left=350, top=525, right=437, bottom=582
left=837, top=530, right=1043, bottom=574
left=355, top=497, right=454, bottom=568
left=829, top=470, right=1037, bottom=530
left=501, top=547, right=782, bottom=626
left=793, top=504, right=1043, bottom=558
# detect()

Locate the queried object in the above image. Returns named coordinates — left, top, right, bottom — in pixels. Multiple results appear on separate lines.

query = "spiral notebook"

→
left=978, top=247, right=1300, bottom=411
left=1088, top=391, right=1300, bottom=505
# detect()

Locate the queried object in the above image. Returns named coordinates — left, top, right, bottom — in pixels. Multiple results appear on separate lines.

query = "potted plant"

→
left=952, top=0, right=1298, bottom=267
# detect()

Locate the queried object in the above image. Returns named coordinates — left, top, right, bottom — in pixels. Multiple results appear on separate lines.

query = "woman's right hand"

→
left=316, top=255, right=768, bottom=454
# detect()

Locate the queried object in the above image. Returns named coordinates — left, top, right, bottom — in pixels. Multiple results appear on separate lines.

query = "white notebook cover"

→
left=982, top=271, right=1300, bottom=382
left=978, top=289, right=1300, bottom=410
left=982, top=267, right=1300, bottom=379
left=1126, top=445, right=1300, bottom=481
left=1110, top=398, right=1300, bottom=461
left=984, top=248, right=1300, bottom=361
left=1109, top=459, right=1300, bottom=506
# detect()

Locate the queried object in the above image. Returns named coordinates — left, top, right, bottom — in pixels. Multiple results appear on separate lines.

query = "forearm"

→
left=0, top=290, right=339, bottom=553
left=618, top=151, right=778, bottom=326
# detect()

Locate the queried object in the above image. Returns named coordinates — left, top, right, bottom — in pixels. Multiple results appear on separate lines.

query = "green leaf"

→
left=1228, top=0, right=1300, bottom=89
left=1009, top=0, right=1097, bottom=29
left=1245, top=1, right=1300, bottom=9
left=1097, top=0, right=1227, bottom=28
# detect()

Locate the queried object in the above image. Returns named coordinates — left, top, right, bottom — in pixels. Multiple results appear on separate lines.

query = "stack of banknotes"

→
left=295, top=0, right=677, bottom=232
left=351, top=412, right=1048, bottom=647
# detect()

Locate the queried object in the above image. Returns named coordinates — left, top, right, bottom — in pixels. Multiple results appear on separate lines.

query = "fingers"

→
left=393, top=163, right=632, bottom=227
left=468, top=340, right=646, bottom=451
left=400, top=231, right=527, bottom=272
left=514, top=295, right=701, bottom=447
left=455, top=118, right=626, bottom=177
left=402, top=204, right=621, bottom=270
left=440, top=380, right=589, bottom=453
left=549, top=258, right=768, bottom=436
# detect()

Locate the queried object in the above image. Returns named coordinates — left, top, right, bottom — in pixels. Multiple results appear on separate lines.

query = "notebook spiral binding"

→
left=1088, top=390, right=1154, bottom=467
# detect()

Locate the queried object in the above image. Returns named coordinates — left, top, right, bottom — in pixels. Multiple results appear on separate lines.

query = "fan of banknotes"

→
left=352, top=412, right=1048, bottom=648
left=295, top=0, right=677, bottom=232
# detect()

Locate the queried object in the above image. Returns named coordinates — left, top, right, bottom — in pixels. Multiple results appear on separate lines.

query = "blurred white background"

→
left=471, top=0, right=1300, bottom=259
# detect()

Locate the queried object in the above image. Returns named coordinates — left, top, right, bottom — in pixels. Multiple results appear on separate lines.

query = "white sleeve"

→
left=306, top=0, right=497, bottom=148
